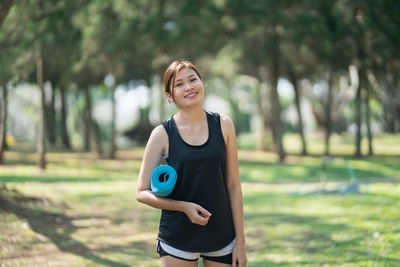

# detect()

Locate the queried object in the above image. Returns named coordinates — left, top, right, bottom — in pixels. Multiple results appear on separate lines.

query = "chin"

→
left=181, top=100, right=203, bottom=109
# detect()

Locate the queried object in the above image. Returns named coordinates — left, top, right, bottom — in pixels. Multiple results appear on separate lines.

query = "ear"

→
left=165, top=91, right=174, bottom=103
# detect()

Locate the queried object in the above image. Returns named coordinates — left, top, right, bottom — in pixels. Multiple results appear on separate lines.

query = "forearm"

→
left=136, top=190, right=185, bottom=212
left=228, top=184, right=246, bottom=244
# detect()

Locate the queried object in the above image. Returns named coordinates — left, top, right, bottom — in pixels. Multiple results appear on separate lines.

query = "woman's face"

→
left=167, top=67, right=204, bottom=109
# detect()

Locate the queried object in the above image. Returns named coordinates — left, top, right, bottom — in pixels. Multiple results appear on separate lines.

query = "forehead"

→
left=175, top=67, right=198, bottom=80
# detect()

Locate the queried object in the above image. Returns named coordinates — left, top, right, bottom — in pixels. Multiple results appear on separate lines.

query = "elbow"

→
left=136, top=190, right=145, bottom=203
left=227, top=183, right=238, bottom=193
left=227, top=183, right=242, bottom=198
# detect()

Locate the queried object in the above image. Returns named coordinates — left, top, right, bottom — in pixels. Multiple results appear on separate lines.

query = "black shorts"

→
left=157, top=240, right=233, bottom=264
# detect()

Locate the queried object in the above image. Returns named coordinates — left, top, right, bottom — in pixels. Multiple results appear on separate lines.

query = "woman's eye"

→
left=176, top=83, right=183, bottom=87
left=190, top=78, right=197, bottom=82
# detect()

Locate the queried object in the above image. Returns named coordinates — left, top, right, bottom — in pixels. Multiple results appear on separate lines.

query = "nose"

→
left=183, top=82, right=193, bottom=91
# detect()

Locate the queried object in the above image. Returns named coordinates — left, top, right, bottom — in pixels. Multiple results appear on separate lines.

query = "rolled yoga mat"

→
left=150, top=165, right=177, bottom=197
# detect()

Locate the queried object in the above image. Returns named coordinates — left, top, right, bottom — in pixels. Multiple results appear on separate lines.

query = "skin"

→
left=136, top=67, right=247, bottom=267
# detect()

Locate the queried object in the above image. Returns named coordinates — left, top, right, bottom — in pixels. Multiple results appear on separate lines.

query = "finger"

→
left=195, top=213, right=210, bottom=225
left=198, top=207, right=211, bottom=218
left=197, top=211, right=211, bottom=218
left=232, top=251, right=238, bottom=266
left=238, top=256, right=247, bottom=267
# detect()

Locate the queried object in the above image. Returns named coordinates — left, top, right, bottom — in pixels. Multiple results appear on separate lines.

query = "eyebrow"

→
left=175, top=74, right=197, bottom=83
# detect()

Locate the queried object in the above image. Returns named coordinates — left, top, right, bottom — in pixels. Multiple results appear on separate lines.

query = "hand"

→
left=232, top=241, right=247, bottom=267
left=182, top=202, right=211, bottom=226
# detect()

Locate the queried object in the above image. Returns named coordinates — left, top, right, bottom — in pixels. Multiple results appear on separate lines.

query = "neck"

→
left=175, top=106, right=205, bottom=125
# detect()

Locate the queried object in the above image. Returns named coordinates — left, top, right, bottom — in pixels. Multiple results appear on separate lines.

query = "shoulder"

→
left=147, top=124, right=168, bottom=148
left=219, top=113, right=234, bottom=127
left=218, top=113, right=235, bottom=144
left=150, top=124, right=168, bottom=140
left=206, top=111, right=233, bottom=128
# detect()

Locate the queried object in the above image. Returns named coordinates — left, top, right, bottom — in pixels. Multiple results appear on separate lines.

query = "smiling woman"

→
left=163, top=61, right=205, bottom=110
left=168, top=67, right=204, bottom=109
left=136, top=60, right=247, bottom=267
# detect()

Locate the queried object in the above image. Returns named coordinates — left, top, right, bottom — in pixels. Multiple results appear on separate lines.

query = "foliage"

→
left=1, top=0, right=400, bottom=154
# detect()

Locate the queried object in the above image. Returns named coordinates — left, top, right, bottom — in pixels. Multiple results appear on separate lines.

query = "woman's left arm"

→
left=220, top=114, right=247, bottom=267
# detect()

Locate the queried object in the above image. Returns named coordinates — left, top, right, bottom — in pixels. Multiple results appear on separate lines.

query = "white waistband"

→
left=159, top=238, right=236, bottom=260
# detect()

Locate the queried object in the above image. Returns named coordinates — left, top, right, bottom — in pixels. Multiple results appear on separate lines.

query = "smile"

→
left=184, top=92, right=198, bottom=98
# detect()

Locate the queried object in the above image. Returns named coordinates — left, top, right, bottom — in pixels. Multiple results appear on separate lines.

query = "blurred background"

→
left=0, top=0, right=399, bottom=162
left=0, top=0, right=399, bottom=266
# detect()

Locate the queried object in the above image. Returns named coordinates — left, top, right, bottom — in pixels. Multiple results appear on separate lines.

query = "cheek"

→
left=195, top=81, right=204, bottom=89
left=173, top=87, right=183, bottom=96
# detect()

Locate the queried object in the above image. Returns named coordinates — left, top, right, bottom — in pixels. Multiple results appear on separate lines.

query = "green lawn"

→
left=0, top=134, right=400, bottom=266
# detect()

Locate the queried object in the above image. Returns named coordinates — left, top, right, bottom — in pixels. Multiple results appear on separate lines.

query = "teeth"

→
left=186, top=92, right=197, bottom=98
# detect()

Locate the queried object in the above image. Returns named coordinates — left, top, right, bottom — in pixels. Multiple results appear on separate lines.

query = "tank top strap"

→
left=161, top=110, right=225, bottom=158
left=161, top=116, right=179, bottom=144
left=205, top=110, right=225, bottom=147
left=161, top=110, right=221, bottom=144
left=161, top=116, right=181, bottom=159
left=161, top=117, right=173, bottom=137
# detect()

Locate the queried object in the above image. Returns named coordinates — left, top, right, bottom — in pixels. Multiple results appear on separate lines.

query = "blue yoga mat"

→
left=150, top=165, right=177, bottom=197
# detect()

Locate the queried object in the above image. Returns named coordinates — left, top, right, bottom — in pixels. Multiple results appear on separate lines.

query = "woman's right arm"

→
left=136, top=125, right=211, bottom=226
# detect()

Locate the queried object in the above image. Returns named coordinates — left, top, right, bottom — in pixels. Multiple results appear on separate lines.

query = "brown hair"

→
left=163, top=60, right=203, bottom=102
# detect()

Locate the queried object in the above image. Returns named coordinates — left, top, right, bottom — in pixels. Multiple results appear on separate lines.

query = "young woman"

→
left=136, top=61, right=247, bottom=267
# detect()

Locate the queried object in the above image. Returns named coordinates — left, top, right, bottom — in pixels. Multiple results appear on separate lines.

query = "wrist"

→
left=177, top=201, right=187, bottom=213
left=235, top=236, right=246, bottom=246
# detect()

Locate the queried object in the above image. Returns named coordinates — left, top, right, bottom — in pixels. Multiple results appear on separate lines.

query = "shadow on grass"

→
left=3, top=159, right=141, bottom=172
left=0, top=175, right=132, bottom=184
left=246, top=211, right=400, bottom=265
left=4, top=149, right=144, bottom=162
left=238, top=159, right=400, bottom=184
left=0, top=187, right=130, bottom=267
left=244, top=192, right=400, bottom=265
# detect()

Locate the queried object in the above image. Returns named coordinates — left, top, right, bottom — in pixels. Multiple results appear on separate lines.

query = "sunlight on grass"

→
left=239, top=132, right=400, bottom=156
left=1, top=136, right=400, bottom=266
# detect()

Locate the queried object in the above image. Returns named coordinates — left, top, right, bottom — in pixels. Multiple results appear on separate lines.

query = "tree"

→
left=0, top=74, right=8, bottom=164
left=227, top=0, right=288, bottom=161
left=364, top=0, right=400, bottom=133
left=0, top=1, right=22, bottom=164
left=299, top=0, right=352, bottom=155
left=36, top=49, right=46, bottom=168
left=0, top=0, right=15, bottom=28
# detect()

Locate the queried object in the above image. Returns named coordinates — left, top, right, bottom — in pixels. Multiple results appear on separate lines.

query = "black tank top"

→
left=158, top=110, right=235, bottom=252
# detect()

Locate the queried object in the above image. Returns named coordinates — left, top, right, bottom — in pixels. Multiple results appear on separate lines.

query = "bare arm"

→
left=136, top=125, right=211, bottom=226
left=220, top=114, right=247, bottom=266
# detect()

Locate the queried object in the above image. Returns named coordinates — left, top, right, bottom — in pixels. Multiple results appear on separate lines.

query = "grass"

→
left=0, top=133, right=400, bottom=266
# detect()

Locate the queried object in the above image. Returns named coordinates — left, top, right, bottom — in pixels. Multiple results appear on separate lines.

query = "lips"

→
left=184, top=92, right=198, bottom=99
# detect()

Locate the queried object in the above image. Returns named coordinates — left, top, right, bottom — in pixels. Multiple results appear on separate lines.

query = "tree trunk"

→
left=37, top=50, right=46, bottom=169
left=0, top=0, right=15, bottom=28
left=255, top=80, right=267, bottom=151
left=83, top=86, right=102, bottom=157
left=324, top=70, right=333, bottom=156
left=288, top=68, right=307, bottom=155
left=354, top=8, right=366, bottom=157
left=46, top=84, right=56, bottom=146
left=394, top=76, right=400, bottom=133
left=365, top=81, right=373, bottom=155
left=1, top=124, right=6, bottom=150
left=83, top=89, right=90, bottom=151
left=60, top=87, right=71, bottom=150
left=397, top=104, right=400, bottom=133
left=92, top=120, right=103, bottom=156
left=367, top=71, right=396, bottom=133
left=0, top=82, right=8, bottom=164
left=109, top=85, right=116, bottom=159
left=354, top=68, right=363, bottom=157
left=269, top=29, right=285, bottom=162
